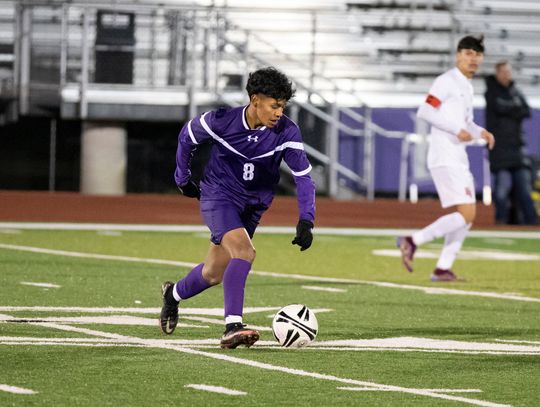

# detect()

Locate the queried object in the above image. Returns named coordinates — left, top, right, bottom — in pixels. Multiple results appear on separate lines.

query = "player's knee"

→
left=204, top=274, right=223, bottom=286
left=202, top=270, right=223, bottom=285
left=234, top=246, right=256, bottom=263
left=460, top=211, right=476, bottom=224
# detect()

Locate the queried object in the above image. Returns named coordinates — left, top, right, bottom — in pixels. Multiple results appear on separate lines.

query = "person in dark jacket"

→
left=485, top=60, right=537, bottom=225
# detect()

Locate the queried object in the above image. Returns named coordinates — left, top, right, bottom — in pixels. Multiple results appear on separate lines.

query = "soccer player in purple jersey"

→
left=159, top=67, right=316, bottom=349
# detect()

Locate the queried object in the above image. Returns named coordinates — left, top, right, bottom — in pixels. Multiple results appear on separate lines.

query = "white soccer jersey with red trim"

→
left=417, top=67, right=484, bottom=169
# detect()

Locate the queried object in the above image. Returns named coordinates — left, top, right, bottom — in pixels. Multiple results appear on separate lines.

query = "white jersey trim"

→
left=200, top=112, right=247, bottom=159
left=291, top=164, right=312, bottom=177
left=252, top=141, right=305, bottom=159
left=241, top=106, right=267, bottom=131
left=187, top=120, right=198, bottom=145
left=241, top=106, right=249, bottom=130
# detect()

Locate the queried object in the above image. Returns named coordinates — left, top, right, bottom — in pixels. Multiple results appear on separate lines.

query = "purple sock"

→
left=222, top=258, right=251, bottom=319
left=174, top=263, right=211, bottom=300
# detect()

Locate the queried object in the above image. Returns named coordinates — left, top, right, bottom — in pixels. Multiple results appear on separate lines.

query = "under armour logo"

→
left=247, top=135, right=258, bottom=142
left=465, top=187, right=472, bottom=197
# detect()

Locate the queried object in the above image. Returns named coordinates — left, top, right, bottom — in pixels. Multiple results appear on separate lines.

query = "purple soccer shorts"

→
left=200, top=199, right=267, bottom=244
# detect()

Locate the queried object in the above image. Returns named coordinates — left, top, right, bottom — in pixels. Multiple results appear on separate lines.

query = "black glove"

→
left=291, top=219, right=313, bottom=251
left=177, top=180, right=200, bottom=200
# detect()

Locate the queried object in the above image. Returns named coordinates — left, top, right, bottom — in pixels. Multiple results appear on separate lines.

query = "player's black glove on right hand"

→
left=291, top=219, right=313, bottom=251
left=177, top=180, right=200, bottom=200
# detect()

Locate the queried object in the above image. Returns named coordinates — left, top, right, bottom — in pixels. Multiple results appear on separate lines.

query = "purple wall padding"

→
left=338, top=107, right=540, bottom=194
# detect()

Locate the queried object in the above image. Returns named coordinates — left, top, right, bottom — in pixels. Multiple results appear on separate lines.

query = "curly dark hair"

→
left=245, top=67, right=296, bottom=101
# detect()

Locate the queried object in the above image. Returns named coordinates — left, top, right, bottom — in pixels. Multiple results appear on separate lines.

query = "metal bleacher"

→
left=1, top=0, right=539, bottom=199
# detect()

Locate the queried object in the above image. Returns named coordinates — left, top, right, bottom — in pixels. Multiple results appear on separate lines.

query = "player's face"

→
left=252, top=94, right=287, bottom=128
left=496, top=63, right=512, bottom=87
left=456, top=48, right=484, bottom=78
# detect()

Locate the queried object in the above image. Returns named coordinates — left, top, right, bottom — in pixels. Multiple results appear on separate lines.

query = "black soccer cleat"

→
left=159, top=281, right=179, bottom=335
left=220, top=323, right=260, bottom=349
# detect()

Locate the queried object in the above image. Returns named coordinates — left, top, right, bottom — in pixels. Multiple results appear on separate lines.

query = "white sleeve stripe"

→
left=187, top=120, right=198, bottom=145
left=252, top=141, right=305, bottom=159
left=291, top=164, right=312, bottom=177
left=199, top=112, right=247, bottom=158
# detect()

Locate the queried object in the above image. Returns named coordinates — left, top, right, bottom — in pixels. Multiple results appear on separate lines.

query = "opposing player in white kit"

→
left=397, top=35, right=495, bottom=281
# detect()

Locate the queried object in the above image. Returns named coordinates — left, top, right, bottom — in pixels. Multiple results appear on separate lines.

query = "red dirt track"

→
left=0, top=190, right=519, bottom=230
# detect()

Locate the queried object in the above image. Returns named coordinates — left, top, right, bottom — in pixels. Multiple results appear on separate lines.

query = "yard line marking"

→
left=0, top=306, right=283, bottom=315
left=338, top=387, right=482, bottom=393
left=0, top=384, right=37, bottom=395
left=0, top=315, right=209, bottom=328
left=495, top=339, right=540, bottom=345
left=309, top=337, right=540, bottom=354
left=22, top=322, right=512, bottom=407
left=373, top=249, right=540, bottom=261
left=96, top=230, right=123, bottom=236
left=184, top=384, right=247, bottom=396
left=20, top=282, right=61, bottom=288
left=254, top=271, right=540, bottom=303
left=2, top=338, right=539, bottom=356
left=302, top=285, right=347, bottom=293
left=2, top=222, right=540, bottom=239
left=1, top=243, right=539, bottom=303
left=0, top=243, right=198, bottom=268
left=0, top=229, right=21, bottom=234
left=181, top=316, right=272, bottom=332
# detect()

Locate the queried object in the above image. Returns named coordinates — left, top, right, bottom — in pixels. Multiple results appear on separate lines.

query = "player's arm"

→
left=417, top=76, right=463, bottom=137
left=174, top=112, right=215, bottom=198
left=283, top=135, right=316, bottom=251
left=465, top=111, right=495, bottom=150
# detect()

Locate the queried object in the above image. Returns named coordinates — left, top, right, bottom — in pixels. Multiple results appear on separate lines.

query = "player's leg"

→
left=219, top=227, right=259, bottom=348
left=398, top=167, right=473, bottom=273
left=432, top=203, right=474, bottom=281
left=170, top=241, right=229, bottom=301
left=159, top=244, right=226, bottom=335
left=160, top=198, right=237, bottom=335
left=431, top=198, right=475, bottom=281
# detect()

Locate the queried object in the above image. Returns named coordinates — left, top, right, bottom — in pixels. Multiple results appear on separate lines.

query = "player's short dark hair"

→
left=457, top=35, right=485, bottom=53
left=246, top=67, right=295, bottom=101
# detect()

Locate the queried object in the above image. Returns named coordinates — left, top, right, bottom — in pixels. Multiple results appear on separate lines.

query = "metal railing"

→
left=4, top=0, right=484, bottom=200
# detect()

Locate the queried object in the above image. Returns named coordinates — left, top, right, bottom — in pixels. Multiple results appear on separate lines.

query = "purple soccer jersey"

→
left=175, top=105, right=316, bottom=225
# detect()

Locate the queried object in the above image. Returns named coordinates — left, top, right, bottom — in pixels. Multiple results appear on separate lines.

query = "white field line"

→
left=338, top=387, right=482, bottom=393
left=0, top=314, right=209, bottom=328
left=2, top=222, right=540, bottom=239
left=2, top=339, right=539, bottom=356
left=254, top=271, right=540, bottom=303
left=0, top=229, right=21, bottom=234
left=23, top=322, right=512, bottom=407
left=0, top=243, right=198, bottom=269
left=302, top=285, right=347, bottom=293
left=96, top=230, right=123, bottom=236
left=20, top=282, right=61, bottom=289
left=0, top=384, right=36, bottom=395
left=495, top=339, right=540, bottom=345
left=1, top=243, right=539, bottom=304
left=373, top=249, right=540, bottom=261
left=0, top=306, right=282, bottom=315
left=181, top=316, right=272, bottom=332
left=184, top=384, right=246, bottom=396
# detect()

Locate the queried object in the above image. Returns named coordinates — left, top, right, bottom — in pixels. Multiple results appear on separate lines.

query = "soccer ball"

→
left=272, top=304, right=318, bottom=348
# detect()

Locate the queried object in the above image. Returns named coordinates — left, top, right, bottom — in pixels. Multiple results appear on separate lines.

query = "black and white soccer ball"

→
left=272, top=304, right=318, bottom=348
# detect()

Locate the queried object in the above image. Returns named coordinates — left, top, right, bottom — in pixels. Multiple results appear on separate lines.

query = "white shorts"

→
left=430, top=166, right=476, bottom=208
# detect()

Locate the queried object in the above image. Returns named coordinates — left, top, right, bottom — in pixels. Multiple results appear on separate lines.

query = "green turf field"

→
left=1, top=226, right=539, bottom=406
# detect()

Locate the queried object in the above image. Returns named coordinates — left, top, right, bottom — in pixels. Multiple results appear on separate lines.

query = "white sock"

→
left=412, top=212, right=467, bottom=246
left=172, top=283, right=182, bottom=302
left=225, top=315, right=242, bottom=325
left=436, top=223, right=471, bottom=270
